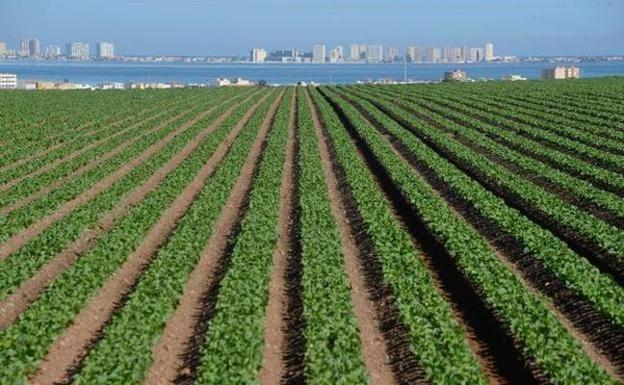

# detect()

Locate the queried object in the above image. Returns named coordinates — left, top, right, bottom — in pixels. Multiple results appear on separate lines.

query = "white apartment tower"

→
left=385, top=46, right=399, bottom=63
left=349, top=44, right=361, bottom=62
left=250, top=48, right=267, bottom=63
left=97, top=42, right=115, bottom=59
left=312, top=45, right=326, bottom=63
left=66, top=42, right=90, bottom=59
left=485, top=42, right=494, bottom=62
left=367, top=45, right=383, bottom=63
left=329, top=46, right=344, bottom=63
left=46, top=45, right=61, bottom=58
left=0, top=42, right=6, bottom=56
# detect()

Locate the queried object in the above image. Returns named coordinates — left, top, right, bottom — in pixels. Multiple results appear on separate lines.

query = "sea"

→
left=1, top=60, right=623, bottom=85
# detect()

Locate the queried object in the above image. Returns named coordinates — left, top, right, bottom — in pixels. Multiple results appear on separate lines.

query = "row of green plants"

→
left=377, top=86, right=624, bottom=223
left=0, top=96, right=205, bottom=209
left=340, top=86, right=624, bottom=327
left=353, top=86, right=624, bottom=266
left=391, top=86, right=624, bottom=195
left=435, top=86, right=624, bottom=154
left=0, top=91, right=252, bottom=244
left=311, top=87, right=489, bottom=384
left=194, top=89, right=293, bottom=383
left=323, top=86, right=617, bottom=384
left=0, top=91, right=190, bottom=168
left=0, top=91, right=212, bottom=184
left=296, top=88, right=369, bottom=384
left=72, top=90, right=282, bottom=384
left=0, top=89, right=272, bottom=383
left=0, top=91, right=265, bottom=303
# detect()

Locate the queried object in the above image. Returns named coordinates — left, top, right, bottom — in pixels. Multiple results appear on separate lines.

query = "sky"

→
left=1, top=0, right=623, bottom=56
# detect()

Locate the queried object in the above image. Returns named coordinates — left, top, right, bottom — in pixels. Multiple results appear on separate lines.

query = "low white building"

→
left=216, top=77, right=253, bottom=87
left=0, top=73, right=17, bottom=89
left=502, top=74, right=528, bottom=81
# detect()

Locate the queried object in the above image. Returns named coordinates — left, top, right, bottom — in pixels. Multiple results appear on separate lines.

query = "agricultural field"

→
left=0, top=78, right=622, bottom=385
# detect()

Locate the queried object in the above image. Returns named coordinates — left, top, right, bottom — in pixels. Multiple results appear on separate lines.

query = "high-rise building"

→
left=359, top=44, right=367, bottom=60
left=425, top=47, right=441, bottom=63
left=349, top=44, right=361, bottom=62
left=28, top=39, right=40, bottom=57
left=0, top=42, right=6, bottom=56
left=385, top=46, right=399, bottom=63
left=312, top=44, right=326, bottom=63
left=446, top=47, right=463, bottom=63
left=367, top=45, right=383, bottom=63
left=485, top=42, right=494, bottom=62
left=19, top=40, right=29, bottom=57
left=97, top=42, right=115, bottom=59
left=66, top=42, right=90, bottom=59
left=406, top=46, right=423, bottom=63
left=468, top=47, right=484, bottom=62
left=329, top=46, right=343, bottom=63
left=250, top=48, right=267, bottom=63
left=46, top=45, right=61, bottom=58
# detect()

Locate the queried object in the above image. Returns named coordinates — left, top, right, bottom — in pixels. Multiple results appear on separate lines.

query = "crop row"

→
left=352, top=86, right=624, bottom=269
left=0, top=89, right=272, bottom=382
left=320, top=86, right=617, bottom=384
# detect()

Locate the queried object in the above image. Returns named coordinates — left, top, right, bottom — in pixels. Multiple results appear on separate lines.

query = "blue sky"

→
left=1, top=0, right=623, bottom=56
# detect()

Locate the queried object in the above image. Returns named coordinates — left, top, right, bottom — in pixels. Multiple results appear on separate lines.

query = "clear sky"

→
left=1, top=0, right=623, bottom=56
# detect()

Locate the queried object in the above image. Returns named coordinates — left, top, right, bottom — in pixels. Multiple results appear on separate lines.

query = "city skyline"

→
left=1, top=0, right=623, bottom=56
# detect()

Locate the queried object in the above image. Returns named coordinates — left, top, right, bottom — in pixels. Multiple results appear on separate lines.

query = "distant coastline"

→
left=1, top=60, right=624, bottom=87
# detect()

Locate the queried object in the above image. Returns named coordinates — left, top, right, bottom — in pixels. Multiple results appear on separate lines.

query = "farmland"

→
left=0, top=78, right=623, bottom=385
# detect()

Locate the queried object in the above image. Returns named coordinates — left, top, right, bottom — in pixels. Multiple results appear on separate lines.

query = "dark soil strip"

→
left=279, top=95, right=306, bottom=385
left=311, top=91, right=426, bottom=385
left=339, top=91, right=624, bottom=381
left=363, top=94, right=624, bottom=287
left=320, top=88, right=544, bottom=385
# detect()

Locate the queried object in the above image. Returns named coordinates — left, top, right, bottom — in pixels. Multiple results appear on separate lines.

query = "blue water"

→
left=1, top=60, right=623, bottom=85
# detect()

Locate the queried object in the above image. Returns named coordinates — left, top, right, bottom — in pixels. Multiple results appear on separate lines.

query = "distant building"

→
left=385, top=46, right=399, bottom=62
left=266, top=49, right=296, bottom=62
left=502, top=74, right=528, bottom=81
left=29, top=39, right=40, bottom=57
left=97, top=42, right=115, bottom=59
left=425, top=47, right=441, bottom=63
left=0, top=42, right=6, bottom=56
left=216, top=77, right=253, bottom=87
left=329, top=46, right=344, bottom=63
left=250, top=48, right=267, bottom=63
left=406, top=46, right=423, bottom=63
left=66, top=42, right=90, bottom=59
left=367, top=45, right=383, bottom=63
left=444, top=69, right=468, bottom=82
left=485, top=42, right=494, bottom=62
left=349, top=44, right=361, bottom=62
left=468, top=47, right=484, bottom=62
left=19, top=40, right=29, bottom=57
left=0, top=73, right=18, bottom=89
left=46, top=45, right=61, bottom=58
left=312, top=44, right=326, bottom=63
left=541, top=66, right=580, bottom=80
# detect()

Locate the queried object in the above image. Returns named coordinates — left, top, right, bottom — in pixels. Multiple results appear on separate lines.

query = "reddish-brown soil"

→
left=27, top=92, right=271, bottom=385
left=144, top=91, right=283, bottom=385
left=0, top=94, right=247, bottom=330
left=0, top=106, right=180, bottom=193
left=259, top=91, right=297, bottom=385
left=307, top=90, right=396, bottom=385
left=0, top=105, right=217, bottom=261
